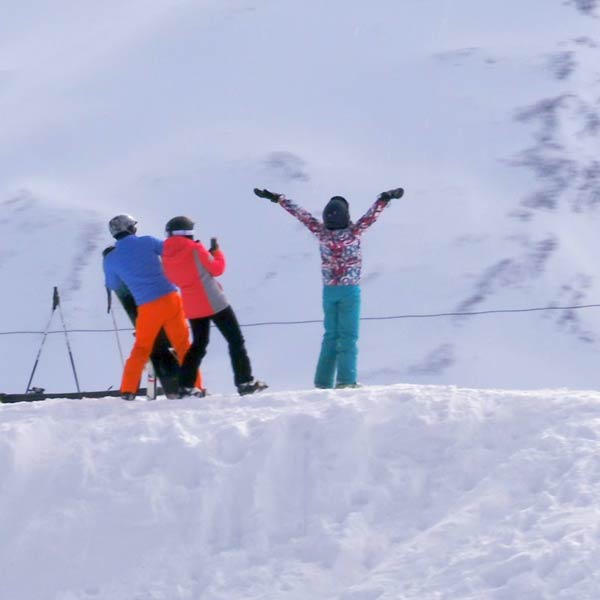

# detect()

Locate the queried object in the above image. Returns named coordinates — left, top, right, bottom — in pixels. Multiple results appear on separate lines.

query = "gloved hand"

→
left=209, top=237, right=219, bottom=253
left=254, top=188, right=282, bottom=202
left=378, top=188, right=404, bottom=202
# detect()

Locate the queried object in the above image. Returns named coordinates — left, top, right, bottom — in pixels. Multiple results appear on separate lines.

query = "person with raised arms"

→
left=254, top=187, right=404, bottom=389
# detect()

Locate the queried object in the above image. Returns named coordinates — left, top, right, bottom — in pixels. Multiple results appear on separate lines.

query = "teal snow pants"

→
left=314, top=285, right=361, bottom=388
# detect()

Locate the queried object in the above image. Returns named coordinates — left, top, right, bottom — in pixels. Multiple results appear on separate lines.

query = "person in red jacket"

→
left=162, top=216, right=267, bottom=396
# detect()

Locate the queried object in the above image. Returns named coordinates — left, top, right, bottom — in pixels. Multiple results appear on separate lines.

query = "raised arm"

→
left=278, top=197, right=323, bottom=235
left=254, top=188, right=323, bottom=236
left=195, top=241, right=226, bottom=277
left=351, top=187, right=404, bottom=235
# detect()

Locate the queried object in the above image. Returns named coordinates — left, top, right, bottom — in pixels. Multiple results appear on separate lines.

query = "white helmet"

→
left=108, top=214, right=137, bottom=238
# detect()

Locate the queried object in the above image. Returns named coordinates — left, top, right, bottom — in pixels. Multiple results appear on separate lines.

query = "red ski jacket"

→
left=162, top=236, right=229, bottom=319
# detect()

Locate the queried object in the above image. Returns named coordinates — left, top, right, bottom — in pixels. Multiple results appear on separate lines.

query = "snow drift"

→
left=2, top=383, right=600, bottom=599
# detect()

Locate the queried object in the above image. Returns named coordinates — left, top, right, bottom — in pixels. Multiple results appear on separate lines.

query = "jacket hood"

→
left=163, top=235, right=197, bottom=262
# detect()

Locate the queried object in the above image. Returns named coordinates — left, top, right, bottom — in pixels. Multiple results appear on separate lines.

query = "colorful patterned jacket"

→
left=279, top=196, right=389, bottom=286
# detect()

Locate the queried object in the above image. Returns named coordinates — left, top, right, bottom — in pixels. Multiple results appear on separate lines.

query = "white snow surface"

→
left=3, top=383, right=600, bottom=599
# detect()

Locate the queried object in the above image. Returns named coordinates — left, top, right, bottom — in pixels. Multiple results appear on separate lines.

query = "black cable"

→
left=361, top=303, right=600, bottom=320
left=1, top=303, right=599, bottom=335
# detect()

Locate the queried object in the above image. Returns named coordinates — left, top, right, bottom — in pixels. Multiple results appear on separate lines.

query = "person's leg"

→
left=212, top=305, right=253, bottom=387
left=335, top=286, right=361, bottom=386
left=121, top=298, right=164, bottom=394
left=179, top=317, right=210, bottom=389
left=161, top=292, right=203, bottom=389
left=314, top=286, right=339, bottom=388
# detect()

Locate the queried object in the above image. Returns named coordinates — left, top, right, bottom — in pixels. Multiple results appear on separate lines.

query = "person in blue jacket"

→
left=103, top=214, right=203, bottom=399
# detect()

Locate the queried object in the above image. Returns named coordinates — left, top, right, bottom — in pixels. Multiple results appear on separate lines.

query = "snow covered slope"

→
left=2, top=383, right=600, bottom=599
left=1, top=0, right=600, bottom=393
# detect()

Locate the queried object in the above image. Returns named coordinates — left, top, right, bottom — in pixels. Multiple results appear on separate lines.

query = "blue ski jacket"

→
left=103, top=234, right=176, bottom=306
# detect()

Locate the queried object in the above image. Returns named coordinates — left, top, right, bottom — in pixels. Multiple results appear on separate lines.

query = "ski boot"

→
left=237, top=379, right=268, bottom=396
left=178, top=387, right=207, bottom=398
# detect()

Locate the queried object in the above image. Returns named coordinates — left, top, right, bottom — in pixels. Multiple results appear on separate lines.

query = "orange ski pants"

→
left=121, top=291, right=202, bottom=393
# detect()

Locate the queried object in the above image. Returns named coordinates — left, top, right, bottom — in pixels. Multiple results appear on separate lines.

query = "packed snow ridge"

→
left=2, top=383, right=600, bottom=600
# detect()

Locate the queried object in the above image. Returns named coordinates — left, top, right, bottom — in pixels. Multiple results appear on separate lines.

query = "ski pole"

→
left=106, top=287, right=125, bottom=367
left=146, top=361, right=157, bottom=400
left=54, top=286, right=82, bottom=395
left=24, top=287, right=59, bottom=393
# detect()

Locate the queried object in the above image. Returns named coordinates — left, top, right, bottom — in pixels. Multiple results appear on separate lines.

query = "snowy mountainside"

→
left=2, top=383, right=600, bottom=599
left=1, top=1, right=600, bottom=394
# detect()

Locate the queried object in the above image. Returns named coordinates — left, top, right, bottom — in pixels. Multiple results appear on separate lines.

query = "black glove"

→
left=378, top=188, right=404, bottom=202
left=254, top=188, right=281, bottom=202
left=209, top=237, right=219, bottom=253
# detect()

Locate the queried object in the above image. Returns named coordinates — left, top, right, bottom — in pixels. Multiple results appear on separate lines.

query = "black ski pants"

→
left=179, top=305, right=252, bottom=389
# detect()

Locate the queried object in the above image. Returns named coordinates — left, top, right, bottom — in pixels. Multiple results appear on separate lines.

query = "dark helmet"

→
left=108, top=214, right=137, bottom=238
left=165, top=215, right=195, bottom=237
left=323, top=196, right=350, bottom=230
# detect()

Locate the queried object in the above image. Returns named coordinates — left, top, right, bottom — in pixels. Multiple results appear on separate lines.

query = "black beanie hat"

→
left=323, top=196, right=350, bottom=230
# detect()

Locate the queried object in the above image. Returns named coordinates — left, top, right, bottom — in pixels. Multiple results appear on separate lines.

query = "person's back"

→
left=104, top=234, right=176, bottom=306
left=162, top=235, right=227, bottom=318
left=272, top=194, right=387, bottom=286
left=314, top=224, right=366, bottom=286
